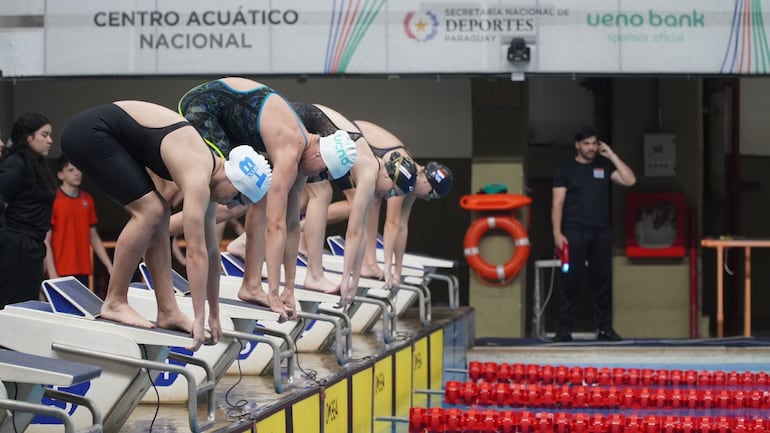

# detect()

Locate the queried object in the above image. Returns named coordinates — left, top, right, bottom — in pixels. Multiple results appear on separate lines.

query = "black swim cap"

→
left=425, top=162, right=453, bottom=198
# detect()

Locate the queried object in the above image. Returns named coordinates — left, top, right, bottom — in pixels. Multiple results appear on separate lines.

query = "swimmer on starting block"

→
left=176, top=77, right=358, bottom=320
left=61, top=100, right=272, bottom=351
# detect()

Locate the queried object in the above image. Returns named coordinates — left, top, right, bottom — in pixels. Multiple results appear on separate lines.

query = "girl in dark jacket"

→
left=0, top=113, right=55, bottom=308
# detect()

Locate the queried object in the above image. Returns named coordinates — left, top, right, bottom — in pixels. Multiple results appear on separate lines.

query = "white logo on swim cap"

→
left=319, top=130, right=357, bottom=179
left=224, top=145, right=272, bottom=204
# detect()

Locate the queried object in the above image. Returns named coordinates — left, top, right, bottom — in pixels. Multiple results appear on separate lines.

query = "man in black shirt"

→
left=551, top=127, right=636, bottom=342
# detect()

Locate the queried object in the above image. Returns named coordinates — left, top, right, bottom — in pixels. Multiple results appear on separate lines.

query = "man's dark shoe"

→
left=552, top=329, right=572, bottom=342
left=597, top=328, right=622, bottom=341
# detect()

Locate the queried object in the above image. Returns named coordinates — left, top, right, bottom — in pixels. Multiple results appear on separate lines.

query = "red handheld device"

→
left=557, top=243, right=569, bottom=273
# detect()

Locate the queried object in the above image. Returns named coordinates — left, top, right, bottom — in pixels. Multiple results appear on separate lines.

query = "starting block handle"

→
left=398, top=283, right=431, bottom=325
left=296, top=310, right=352, bottom=365
left=0, top=398, right=79, bottom=433
left=44, top=388, right=104, bottom=429
left=425, top=272, right=460, bottom=310
left=52, top=342, right=215, bottom=432
left=222, top=328, right=296, bottom=393
left=352, top=295, right=396, bottom=343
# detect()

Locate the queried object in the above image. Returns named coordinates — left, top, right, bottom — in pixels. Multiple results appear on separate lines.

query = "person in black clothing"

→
left=551, top=127, right=636, bottom=342
left=61, top=100, right=272, bottom=352
left=0, top=113, right=56, bottom=308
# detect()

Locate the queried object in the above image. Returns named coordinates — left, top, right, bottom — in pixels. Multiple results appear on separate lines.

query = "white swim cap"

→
left=319, top=130, right=357, bottom=179
left=224, top=145, right=272, bottom=204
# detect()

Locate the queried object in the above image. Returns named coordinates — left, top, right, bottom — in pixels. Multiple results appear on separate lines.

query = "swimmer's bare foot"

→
left=279, top=291, right=297, bottom=319
left=238, top=282, right=269, bottom=307
left=157, top=308, right=212, bottom=351
left=100, top=302, right=154, bottom=328
left=156, top=308, right=195, bottom=334
left=302, top=274, right=338, bottom=293
left=267, top=292, right=290, bottom=322
left=361, top=264, right=384, bottom=280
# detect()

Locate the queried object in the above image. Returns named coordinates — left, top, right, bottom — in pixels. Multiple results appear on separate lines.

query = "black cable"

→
left=140, top=345, right=160, bottom=433
left=144, top=369, right=160, bottom=433
left=295, top=349, right=326, bottom=387
left=10, top=382, right=19, bottom=433
left=223, top=340, right=249, bottom=417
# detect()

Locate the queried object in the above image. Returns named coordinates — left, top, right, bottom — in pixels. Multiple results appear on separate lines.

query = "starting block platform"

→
left=119, top=305, right=474, bottom=433
left=326, top=235, right=460, bottom=310
left=0, top=272, right=474, bottom=433
left=219, top=253, right=400, bottom=341
left=135, top=264, right=302, bottom=384
left=0, top=277, right=217, bottom=433
left=140, top=262, right=353, bottom=366
left=293, top=253, right=432, bottom=326
left=0, top=348, right=102, bottom=433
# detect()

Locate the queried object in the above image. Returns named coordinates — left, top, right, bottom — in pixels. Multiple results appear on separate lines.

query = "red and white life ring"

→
left=463, top=216, right=530, bottom=284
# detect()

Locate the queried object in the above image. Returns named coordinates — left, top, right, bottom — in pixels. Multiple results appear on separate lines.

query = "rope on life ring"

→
left=463, top=215, right=530, bottom=285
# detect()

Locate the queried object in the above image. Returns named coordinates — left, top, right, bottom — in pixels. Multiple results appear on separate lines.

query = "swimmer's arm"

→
left=342, top=164, right=377, bottom=290
left=178, top=183, right=211, bottom=324
left=386, top=195, right=415, bottom=282
left=263, top=152, right=298, bottom=294
left=203, top=202, right=221, bottom=321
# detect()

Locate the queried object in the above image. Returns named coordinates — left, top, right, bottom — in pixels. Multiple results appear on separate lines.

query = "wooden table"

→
left=700, top=237, right=770, bottom=337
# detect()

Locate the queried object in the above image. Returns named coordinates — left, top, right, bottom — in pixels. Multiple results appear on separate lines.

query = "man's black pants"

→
left=558, top=226, right=613, bottom=331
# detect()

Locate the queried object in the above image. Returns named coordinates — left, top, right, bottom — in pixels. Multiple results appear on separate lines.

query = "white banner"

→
left=0, top=0, right=768, bottom=76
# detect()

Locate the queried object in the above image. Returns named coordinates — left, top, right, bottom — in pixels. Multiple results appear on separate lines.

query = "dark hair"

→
left=574, top=126, right=597, bottom=142
left=57, top=154, right=71, bottom=173
left=2, top=112, right=56, bottom=191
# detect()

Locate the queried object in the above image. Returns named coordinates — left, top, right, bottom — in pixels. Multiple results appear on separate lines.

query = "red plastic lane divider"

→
left=443, top=380, right=770, bottom=410
left=466, top=361, right=769, bottom=388
left=409, top=407, right=769, bottom=433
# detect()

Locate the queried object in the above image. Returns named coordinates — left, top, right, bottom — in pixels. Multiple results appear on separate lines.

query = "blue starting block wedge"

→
left=42, top=277, right=103, bottom=320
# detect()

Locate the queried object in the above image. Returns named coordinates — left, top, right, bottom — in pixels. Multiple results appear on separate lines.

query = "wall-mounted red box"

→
left=626, top=192, right=686, bottom=258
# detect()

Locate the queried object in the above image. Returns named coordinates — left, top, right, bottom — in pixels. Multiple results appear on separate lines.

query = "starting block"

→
left=327, top=235, right=459, bottom=310
left=221, top=252, right=396, bottom=343
left=0, top=277, right=217, bottom=432
left=217, top=255, right=354, bottom=361
left=0, top=349, right=102, bottom=433
left=136, top=264, right=298, bottom=387
left=303, top=253, right=431, bottom=324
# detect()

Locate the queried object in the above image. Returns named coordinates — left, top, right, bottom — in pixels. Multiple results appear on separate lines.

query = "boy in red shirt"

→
left=44, top=155, right=113, bottom=290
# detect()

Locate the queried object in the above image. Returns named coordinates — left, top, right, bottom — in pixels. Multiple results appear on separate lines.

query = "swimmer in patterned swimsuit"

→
left=225, top=103, right=417, bottom=304
left=179, top=77, right=358, bottom=319
left=61, top=100, right=272, bottom=351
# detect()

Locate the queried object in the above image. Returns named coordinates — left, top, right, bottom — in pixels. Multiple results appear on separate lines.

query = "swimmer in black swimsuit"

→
left=326, top=120, right=453, bottom=290
left=178, top=77, right=358, bottom=320
left=61, top=101, right=272, bottom=351
left=291, top=103, right=416, bottom=301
